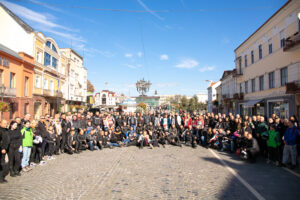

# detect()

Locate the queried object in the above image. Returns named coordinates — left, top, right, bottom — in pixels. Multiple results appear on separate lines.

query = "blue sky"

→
left=1, top=0, right=287, bottom=96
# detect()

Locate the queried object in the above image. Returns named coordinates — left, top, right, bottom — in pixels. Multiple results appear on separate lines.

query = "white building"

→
left=60, top=48, right=87, bottom=107
left=196, top=93, right=208, bottom=103
left=0, top=3, right=34, bottom=56
left=119, top=98, right=137, bottom=113
left=94, top=90, right=117, bottom=108
left=220, top=69, right=237, bottom=114
left=207, top=81, right=221, bottom=113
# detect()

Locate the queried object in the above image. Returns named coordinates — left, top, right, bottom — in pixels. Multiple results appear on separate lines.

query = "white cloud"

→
left=199, top=66, right=216, bottom=72
left=2, top=1, right=75, bottom=32
left=124, top=64, right=140, bottom=69
left=221, top=37, right=230, bottom=44
left=136, top=0, right=164, bottom=21
left=137, top=52, right=143, bottom=57
left=175, top=58, right=199, bottom=69
left=1, top=0, right=84, bottom=43
left=160, top=54, right=169, bottom=60
left=125, top=53, right=133, bottom=58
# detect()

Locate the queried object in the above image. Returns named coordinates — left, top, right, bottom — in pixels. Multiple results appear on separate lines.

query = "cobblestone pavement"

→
left=0, top=146, right=300, bottom=200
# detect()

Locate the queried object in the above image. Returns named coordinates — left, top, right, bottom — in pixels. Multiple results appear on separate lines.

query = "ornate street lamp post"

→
left=136, top=78, right=151, bottom=96
left=0, top=85, right=6, bottom=120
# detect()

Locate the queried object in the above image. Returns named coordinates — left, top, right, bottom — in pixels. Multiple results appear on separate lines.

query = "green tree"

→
left=180, top=96, right=188, bottom=111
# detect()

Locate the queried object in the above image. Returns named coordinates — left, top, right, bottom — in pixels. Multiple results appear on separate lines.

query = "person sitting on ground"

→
left=86, top=129, right=99, bottom=151
left=77, top=129, right=88, bottom=151
left=241, top=132, right=260, bottom=163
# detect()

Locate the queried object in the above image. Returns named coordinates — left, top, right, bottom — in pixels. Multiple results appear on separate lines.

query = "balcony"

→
left=1, top=87, right=17, bottom=97
left=286, top=81, right=300, bottom=94
left=233, top=93, right=244, bottom=100
left=284, top=32, right=300, bottom=52
left=43, top=89, right=63, bottom=97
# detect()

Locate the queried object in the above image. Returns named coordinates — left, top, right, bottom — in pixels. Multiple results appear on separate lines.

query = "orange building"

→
left=0, top=43, right=34, bottom=120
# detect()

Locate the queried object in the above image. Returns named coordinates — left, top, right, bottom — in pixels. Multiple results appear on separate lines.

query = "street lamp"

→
left=0, top=85, right=6, bottom=120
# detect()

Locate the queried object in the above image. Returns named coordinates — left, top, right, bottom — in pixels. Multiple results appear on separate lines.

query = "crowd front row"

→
left=0, top=111, right=299, bottom=183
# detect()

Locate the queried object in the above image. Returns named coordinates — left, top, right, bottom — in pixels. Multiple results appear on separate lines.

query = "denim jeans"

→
left=123, top=139, right=130, bottom=144
left=109, top=143, right=119, bottom=147
left=21, top=146, right=32, bottom=168
left=282, top=144, right=297, bottom=165
left=88, top=141, right=99, bottom=150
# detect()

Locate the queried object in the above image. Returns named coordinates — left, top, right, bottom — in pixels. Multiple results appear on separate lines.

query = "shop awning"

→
left=243, top=99, right=263, bottom=107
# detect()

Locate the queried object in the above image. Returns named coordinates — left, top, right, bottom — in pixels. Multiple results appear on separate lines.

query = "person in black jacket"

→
left=77, top=129, right=88, bottom=151
left=242, top=133, right=260, bottom=163
left=0, top=120, right=9, bottom=183
left=8, top=121, right=23, bottom=177
left=65, top=129, right=79, bottom=154
left=60, top=114, right=71, bottom=154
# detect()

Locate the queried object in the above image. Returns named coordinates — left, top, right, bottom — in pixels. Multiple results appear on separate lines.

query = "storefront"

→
left=267, top=100, right=289, bottom=119
left=243, top=99, right=265, bottom=116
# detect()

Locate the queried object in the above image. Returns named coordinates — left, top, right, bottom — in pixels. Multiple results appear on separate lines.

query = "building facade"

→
left=0, top=3, right=67, bottom=119
left=207, top=81, right=221, bottom=113
left=234, top=0, right=300, bottom=118
left=0, top=44, right=34, bottom=120
left=60, top=48, right=87, bottom=111
left=94, top=90, right=117, bottom=109
left=32, top=32, right=66, bottom=118
left=220, top=70, right=237, bottom=114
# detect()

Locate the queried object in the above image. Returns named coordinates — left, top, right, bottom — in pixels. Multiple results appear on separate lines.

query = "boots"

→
left=10, top=169, right=16, bottom=177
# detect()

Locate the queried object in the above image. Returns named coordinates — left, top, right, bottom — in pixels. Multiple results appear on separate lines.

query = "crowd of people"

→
left=0, top=110, right=299, bottom=183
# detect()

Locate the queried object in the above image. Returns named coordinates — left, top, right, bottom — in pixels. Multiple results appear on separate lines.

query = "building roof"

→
left=61, top=48, right=83, bottom=60
left=0, top=43, right=22, bottom=59
left=234, top=0, right=291, bottom=52
left=221, top=69, right=236, bottom=80
left=0, top=3, right=34, bottom=33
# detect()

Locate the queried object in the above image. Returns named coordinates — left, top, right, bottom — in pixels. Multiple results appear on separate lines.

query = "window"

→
left=50, top=80, right=54, bottom=91
left=35, top=75, right=41, bottom=88
left=251, top=50, right=254, bottom=64
left=259, top=44, right=262, bottom=59
left=268, top=39, right=273, bottom=54
left=245, top=81, right=248, bottom=94
left=9, top=103, right=14, bottom=120
left=0, top=57, right=2, bottom=65
left=259, top=75, right=264, bottom=91
left=269, top=72, right=275, bottom=89
left=251, top=79, right=255, bottom=92
left=240, top=83, right=243, bottom=93
left=36, top=51, right=42, bottom=63
left=52, top=45, right=57, bottom=53
left=24, top=103, right=29, bottom=115
left=3, top=59, right=9, bottom=67
left=44, top=78, right=48, bottom=90
left=24, top=76, right=29, bottom=97
left=0, top=70, right=3, bottom=84
left=244, top=55, right=247, bottom=67
left=279, top=30, right=285, bottom=48
left=44, top=52, right=51, bottom=66
left=238, top=58, right=242, bottom=74
left=10, top=72, right=15, bottom=88
left=280, top=67, right=288, bottom=86
left=46, top=41, right=51, bottom=48
left=52, top=57, right=57, bottom=69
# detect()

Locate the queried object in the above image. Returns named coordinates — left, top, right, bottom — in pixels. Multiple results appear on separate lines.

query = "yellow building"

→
left=234, top=0, right=300, bottom=118
left=33, top=32, right=66, bottom=118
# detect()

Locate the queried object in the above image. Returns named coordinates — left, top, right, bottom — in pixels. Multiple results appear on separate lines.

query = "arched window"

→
left=102, top=94, right=106, bottom=105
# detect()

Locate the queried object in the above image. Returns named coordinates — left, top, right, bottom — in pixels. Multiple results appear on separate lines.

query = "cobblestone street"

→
left=0, top=146, right=300, bottom=200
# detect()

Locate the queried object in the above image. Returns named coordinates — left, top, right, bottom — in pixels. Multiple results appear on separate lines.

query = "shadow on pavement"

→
left=202, top=149, right=300, bottom=200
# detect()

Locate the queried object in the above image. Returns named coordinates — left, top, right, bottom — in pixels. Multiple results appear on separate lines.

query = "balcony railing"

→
left=286, top=81, right=300, bottom=94
left=284, top=32, right=300, bottom=52
left=43, top=89, right=62, bottom=97
left=2, top=87, right=17, bottom=97
left=233, top=93, right=244, bottom=100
